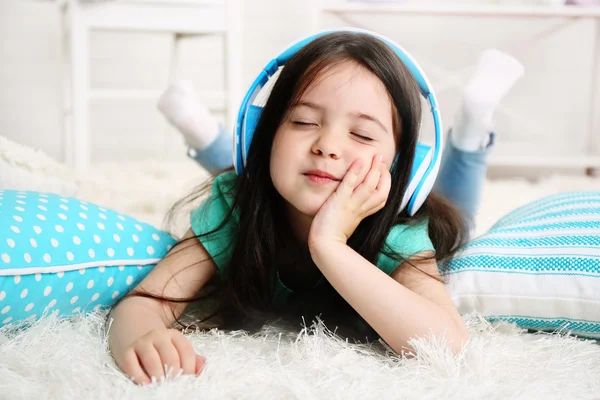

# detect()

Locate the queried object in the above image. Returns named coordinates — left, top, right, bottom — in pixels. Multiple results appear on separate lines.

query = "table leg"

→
left=68, top=1, right=90, bottom=172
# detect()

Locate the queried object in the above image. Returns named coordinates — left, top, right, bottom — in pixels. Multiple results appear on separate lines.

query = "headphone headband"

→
left=233, top=28, right=443, bottom=216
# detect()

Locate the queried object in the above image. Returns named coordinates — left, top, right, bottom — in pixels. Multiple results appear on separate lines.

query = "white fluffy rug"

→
left=2, top=311, right=599, bottom=399
left=1, top=158, right=600, bottom=399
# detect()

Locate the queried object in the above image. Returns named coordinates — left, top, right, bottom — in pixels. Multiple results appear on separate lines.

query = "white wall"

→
left=1, top=0, right=599, bottom=166
left=0, top=0, right=315, bottom=163
left=1, top=0, right=64, bottom=160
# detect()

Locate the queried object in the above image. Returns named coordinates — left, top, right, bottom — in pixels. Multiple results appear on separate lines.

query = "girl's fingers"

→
left=122, top=350, right=151, bottom=385
left=195, top=354, right=207, bottom=375
left=354, top=155, right=382, bottom=203
left=339, top=159, right=363, bottom=196
left=363, top=164, right=392, bottom=214
left=136, top=345, right=165, bottom=383
left=356, top=156, right=372, bottom=186
left=154, top=340, right=182, bottom=379
left=171, top=333, right=196, bottom=376
left=376, top=165, right=392, bottom=194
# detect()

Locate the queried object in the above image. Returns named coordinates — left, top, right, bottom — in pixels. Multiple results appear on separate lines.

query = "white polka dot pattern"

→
left=0, top=190, right=177, bottom=327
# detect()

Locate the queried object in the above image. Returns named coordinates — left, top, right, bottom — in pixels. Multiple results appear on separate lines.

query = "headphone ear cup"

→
left=400, top=143, right=433, bottom=215
left=241, top=105, right=264, bottom=168
left=235, top=69, right=270, bottom=175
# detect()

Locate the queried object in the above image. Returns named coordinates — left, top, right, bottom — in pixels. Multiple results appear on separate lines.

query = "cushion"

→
left=0, top=189, right=177, bottom=327
left=445, top=191, right=600, bottom=339
left=0, top=135, right=79, bottom=197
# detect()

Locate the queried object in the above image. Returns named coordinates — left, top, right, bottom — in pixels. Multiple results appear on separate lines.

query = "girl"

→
left=109, top=31, right=523, bottom=384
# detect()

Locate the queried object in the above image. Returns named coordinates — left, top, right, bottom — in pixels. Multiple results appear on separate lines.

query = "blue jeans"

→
left=433, top=131, right=495, bottom=231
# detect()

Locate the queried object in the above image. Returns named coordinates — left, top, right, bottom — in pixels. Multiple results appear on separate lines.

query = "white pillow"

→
left=0, top=136, right=79, bottom=197
left=445, top=191, right=600, bottom=339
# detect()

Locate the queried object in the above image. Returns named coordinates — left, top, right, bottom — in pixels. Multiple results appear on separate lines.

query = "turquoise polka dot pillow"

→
left=0, top=190, right=177, bottom=327
left=445, top=191, right=600, bottom=339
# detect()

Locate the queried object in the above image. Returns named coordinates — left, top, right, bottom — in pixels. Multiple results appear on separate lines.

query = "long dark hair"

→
left=130, top=32, right=468, bottom=340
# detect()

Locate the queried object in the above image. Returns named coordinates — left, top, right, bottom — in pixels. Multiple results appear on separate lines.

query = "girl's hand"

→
left=308, top=154, right=391, bottom=249
left=115, top=328, right=206, bottom=385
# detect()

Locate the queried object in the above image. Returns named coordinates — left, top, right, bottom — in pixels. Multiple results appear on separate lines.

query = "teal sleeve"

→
left=376, top=220, right=434, bottom=275
left=189, top=171, right=239, bottom=278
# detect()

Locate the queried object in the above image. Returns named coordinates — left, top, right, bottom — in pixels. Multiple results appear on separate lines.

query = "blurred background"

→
left=2, top=0, right=599, bottom=173
left=1, top=0, right=599, bottom=231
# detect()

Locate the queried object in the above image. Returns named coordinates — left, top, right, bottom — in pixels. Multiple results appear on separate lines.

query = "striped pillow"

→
left=444, top=191, right=600, bottom=338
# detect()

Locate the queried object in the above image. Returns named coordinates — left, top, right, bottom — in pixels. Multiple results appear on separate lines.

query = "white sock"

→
left=451, top=49, right=525, bottom=152
left=157, top=80, right=220, bottom=150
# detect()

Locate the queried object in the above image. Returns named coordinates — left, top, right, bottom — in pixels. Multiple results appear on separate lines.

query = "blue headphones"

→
left=233, top=28, right=443, bottom=216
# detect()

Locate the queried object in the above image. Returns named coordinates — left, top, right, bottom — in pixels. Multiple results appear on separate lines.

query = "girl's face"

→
left=270, top=61, right=397, bottom=220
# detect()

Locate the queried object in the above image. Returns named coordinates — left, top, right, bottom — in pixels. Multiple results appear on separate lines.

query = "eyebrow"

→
left=353, top=112, right=388, bottom=134
left=295, top=101, right=388, bottom=134
left=296, top=101, right=323, bottom=111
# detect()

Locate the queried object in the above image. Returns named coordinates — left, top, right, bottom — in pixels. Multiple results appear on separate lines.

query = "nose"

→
left=311, top=129, right=340, bottom=160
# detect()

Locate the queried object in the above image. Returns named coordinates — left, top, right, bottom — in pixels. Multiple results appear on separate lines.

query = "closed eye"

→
left=352, top=132, right=374, bottom=142
left=292, top=121, right=317, bottom=127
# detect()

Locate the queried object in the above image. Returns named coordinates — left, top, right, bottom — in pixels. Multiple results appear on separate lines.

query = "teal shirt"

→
left=190, top=171, right=434, bottom=306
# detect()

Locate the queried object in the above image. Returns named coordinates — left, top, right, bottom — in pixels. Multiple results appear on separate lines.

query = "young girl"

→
left=109, top=31, right=523, bottom=384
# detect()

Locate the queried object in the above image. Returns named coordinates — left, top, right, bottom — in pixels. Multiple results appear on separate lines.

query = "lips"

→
left=303, top=169, right=341, bottom=183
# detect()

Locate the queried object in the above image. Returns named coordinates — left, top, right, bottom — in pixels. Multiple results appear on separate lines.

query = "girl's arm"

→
left=108, top=228, right=217, bottom=382
left=309, top=241, right=469, bottom=355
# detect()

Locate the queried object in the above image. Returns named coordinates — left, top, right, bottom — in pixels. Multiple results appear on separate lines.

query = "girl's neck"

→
left=286, top=205, right=313, bottom=244
left=278, top=204, right=323, bottom=293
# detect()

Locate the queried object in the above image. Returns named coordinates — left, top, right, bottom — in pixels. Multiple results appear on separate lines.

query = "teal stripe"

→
left=492, top=193, right=600, bottom=229
left=517, top=201, right=600, bottom=219
left=509, top=196, right=600, bottom=219
left=467, top=235, right=600, bottom=248
left=455, top=252, right=600, bottom=260
left=515, top=207, right=600, bottom=224
left=487, top=315, right=600, bottom=337
left=492, top=220, right=600, bottom=234
left=443, top=268, right=599, bottom=278
left=495, top=193, right=600, bottom=224
left=447, top=254, right=600, bottom=274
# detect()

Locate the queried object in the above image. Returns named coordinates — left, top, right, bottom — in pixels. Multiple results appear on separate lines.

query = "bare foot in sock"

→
left=157, top=80, right=221, bottom=150
left=157, top=80, right=233, bottom=174
left=452, top=49, right=525, bottom=152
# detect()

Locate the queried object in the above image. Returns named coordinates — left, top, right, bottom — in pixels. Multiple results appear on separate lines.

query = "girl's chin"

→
left=289, top=200, right=324, bottom=219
